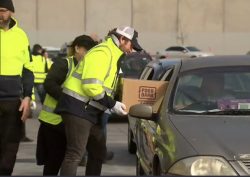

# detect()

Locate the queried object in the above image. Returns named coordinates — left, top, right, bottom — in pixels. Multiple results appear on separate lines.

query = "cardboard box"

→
left=121, top=78, right=168, bottom=113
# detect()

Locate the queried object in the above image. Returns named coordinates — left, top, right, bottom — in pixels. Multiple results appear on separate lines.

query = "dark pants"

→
left=60, top=113, right=106, bottom=176
left=100, top=111, right=111, bottom=142
left=34, top=83, right=46, bottom=104
left=36, top=121, right=66, bottom=175
left=0, top=99, right=22, bottom=175
left=82, top=111, right=111, bottom=163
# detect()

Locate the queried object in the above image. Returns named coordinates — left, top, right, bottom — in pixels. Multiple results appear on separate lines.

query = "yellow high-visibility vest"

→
left=32, top=55, right=47, bottom=84
left=39, top=56, right=74, bottom=125
left=62, top=37, right=123, bottom=111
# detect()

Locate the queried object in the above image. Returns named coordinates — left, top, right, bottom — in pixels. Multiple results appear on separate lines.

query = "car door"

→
left=133, top=66, right=154, bottom=156
left=137, top=64, right=174, bottom=170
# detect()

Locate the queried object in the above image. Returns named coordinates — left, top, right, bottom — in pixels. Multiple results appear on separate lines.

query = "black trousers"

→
left=0, top=99, right=22, bottom=175
left=36, top=121, right=66, bottom=175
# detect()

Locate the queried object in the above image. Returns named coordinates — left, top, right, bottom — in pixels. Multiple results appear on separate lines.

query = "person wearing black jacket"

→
left=0, top=0, right=34, bottom=175
left=36, top=35, right=97, bottom=175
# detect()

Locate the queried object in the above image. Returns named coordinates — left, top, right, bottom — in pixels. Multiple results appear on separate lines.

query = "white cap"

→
left=115, top=26, right=143, bottom=51
left=116, top=26, right=135, bottom=40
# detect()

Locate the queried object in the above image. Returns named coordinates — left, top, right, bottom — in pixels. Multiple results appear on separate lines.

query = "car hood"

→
left=170, top=115, right=250, bottom=161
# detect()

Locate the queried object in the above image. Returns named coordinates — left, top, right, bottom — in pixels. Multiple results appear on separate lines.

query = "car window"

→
left=160, top=69, right=173, bottom=81
left=140, top=67, right=154, bottom=80
left=166, top=47, right=184, bottom=52
left=140, top=66, right=150, bottom=79
left=173, top=66, right=250, bottom=114
left=177, top=74, right=202, bottom=87
left=186, top=46, right=201, bottom=52
left=224, top=73, right=250, bottom=92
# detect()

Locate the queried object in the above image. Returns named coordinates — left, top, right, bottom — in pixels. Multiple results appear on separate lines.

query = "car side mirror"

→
left=128, top=104, right=156, bottom=121
left=183, top=49, right=188, bottom=53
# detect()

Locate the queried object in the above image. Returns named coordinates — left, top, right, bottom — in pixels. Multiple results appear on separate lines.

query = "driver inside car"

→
left=174, top=73, right=234, bottom=111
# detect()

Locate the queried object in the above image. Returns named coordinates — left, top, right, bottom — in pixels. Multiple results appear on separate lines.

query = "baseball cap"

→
left=115, top=26, right=143, bottom=51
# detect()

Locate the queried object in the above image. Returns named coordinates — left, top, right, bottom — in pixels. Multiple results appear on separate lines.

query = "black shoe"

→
left=104, top=151, right=114, bottom=162
left=21, top=137, right=33, bottom=142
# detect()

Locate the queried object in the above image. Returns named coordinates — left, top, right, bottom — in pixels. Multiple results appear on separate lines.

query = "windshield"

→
left=173, top=67, right=250, bottom=114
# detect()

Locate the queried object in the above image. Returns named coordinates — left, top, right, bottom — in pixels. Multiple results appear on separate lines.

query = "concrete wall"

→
left=12, top=0, right=250, bottom=55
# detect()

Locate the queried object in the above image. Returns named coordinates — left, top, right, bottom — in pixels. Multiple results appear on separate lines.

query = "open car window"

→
left=160, top=68, right=174, bottom=81
left=140, top=67, right=153, bottom=80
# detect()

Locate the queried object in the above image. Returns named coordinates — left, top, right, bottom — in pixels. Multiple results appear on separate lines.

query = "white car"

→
left=158, top=46, right=214, bottom=59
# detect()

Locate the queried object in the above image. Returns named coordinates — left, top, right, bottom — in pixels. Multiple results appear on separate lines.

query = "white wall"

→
left=12, top=0, right=250, bottom=55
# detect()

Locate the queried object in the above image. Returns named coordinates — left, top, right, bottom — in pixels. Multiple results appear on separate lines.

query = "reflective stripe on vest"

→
left=42, top=104, right=54, bottom=113
left=63, top=43, right=118, bottom=111
left=62, top=87, right=89, bottom=103
left=82, top=78, right=103, bottom=85
left=39, top=93, right=62, bottom=125
left=88, top=100, right=107, bottom=111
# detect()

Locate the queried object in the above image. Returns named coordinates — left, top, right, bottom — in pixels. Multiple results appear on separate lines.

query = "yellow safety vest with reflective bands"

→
left=39, top=56, right=75, bottom=125
left=63, top=37, right=123, bottom=111
left=32, top=55, right=48, bottom=83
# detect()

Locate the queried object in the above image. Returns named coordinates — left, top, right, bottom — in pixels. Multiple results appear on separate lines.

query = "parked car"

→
left=43, top=46, right=61, bottom=59
left=127, top=58, right=175, bottom=153
left=158, top=46, right=213, bottom=59
left=128, top=55, right=250, bottom=175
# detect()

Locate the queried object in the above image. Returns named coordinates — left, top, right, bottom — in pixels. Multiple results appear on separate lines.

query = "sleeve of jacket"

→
left=22, top=45, right=34, bottom=98
left=44, top=59, right=68, bottom=100
left=81, top=50, right=116, bottom=109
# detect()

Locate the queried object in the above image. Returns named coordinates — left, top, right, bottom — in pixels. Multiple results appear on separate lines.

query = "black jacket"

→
left=44, top=57, right=78, bottom=100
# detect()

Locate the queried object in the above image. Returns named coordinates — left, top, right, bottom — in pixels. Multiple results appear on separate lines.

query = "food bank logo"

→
left=139, top=86, right=156, bottom=100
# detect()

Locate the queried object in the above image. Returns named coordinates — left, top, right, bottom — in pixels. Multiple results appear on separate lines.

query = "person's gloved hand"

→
left=111, top=101, right=127, bottom=116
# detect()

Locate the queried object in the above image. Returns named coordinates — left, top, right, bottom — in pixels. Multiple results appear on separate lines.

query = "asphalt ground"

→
left=12, top=105, right=136, bottom=176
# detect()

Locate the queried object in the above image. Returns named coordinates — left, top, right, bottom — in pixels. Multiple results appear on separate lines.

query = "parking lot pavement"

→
left=12, top=113, right=136, bottom=176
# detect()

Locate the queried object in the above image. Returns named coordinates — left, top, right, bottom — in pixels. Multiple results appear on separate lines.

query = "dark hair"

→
left=32, top=44, right=43, bottom=55
left=71, top=35, right=98, bottom=51
left=41, top=49, right=47, bottom=55
left=107, top=28, right=117, bottom=36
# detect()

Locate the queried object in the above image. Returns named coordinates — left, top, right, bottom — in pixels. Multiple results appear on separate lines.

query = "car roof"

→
left=166, top=46, right=197, bottom=49
left=180, top=55, right=250, bottom=72
left=146, top=55, right=250, bottom=72
left=146, top=58, right=181, bottom=68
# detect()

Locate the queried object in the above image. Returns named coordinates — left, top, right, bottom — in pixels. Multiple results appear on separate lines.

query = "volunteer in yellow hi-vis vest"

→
left=0, top=0, right=34, bottom=174
left=55, top=26, right=143, bottom=176
left=36, top=35, right=97, bottom=176
left=31, top=44, right=48, bottom=103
